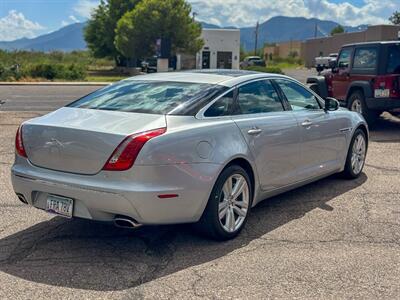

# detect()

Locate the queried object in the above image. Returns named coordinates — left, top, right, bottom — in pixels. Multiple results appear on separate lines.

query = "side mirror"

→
left=324, top=97, right=340, bottom=111
left=329, top=60, right=337, bottom=69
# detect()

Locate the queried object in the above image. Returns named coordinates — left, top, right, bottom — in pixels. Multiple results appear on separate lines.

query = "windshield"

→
left=387, top=45, right=400, bottom=74
left=68, top=80, right=224, bottom=115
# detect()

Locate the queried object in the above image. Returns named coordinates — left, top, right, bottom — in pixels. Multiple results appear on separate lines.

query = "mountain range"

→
left=0, top=16, right=368, bottom=52
left=0, top=23, right=87, bottom=52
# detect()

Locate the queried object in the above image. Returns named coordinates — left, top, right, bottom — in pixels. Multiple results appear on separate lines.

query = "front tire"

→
left=341, top=129, right=367, bottom=179
left=196, top=165, right=252, bottom=240
left=348, top=91, right=379, bottom=124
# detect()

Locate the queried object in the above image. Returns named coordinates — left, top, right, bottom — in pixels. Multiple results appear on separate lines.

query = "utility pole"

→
left=254, top=21, right=259, bottom=56
left=314, top=22, right=318, bottom=38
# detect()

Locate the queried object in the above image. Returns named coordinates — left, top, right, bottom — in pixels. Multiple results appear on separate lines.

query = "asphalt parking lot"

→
left=0, top=74, right=399, bottom=299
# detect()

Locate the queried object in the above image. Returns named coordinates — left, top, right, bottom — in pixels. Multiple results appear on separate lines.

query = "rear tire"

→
left=341, top=129, right=367, bottom=179
left=195, top=165, right=252, bottom=240
left=347, top=91, right=379, bottom=125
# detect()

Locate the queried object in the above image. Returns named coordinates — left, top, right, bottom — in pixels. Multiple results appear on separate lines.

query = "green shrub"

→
left=26, top=63, right=86, bottom=80
left=0, top=63, right=22, bottom=81
left=28, top=63, right=59, bottom=79
left=59, top=64, right=86, bottom=80
left=0, top=50, right=112, bottom=81
left=243, top=66, right=284, bottom=74
left=272, top=56, right=303, bottom=66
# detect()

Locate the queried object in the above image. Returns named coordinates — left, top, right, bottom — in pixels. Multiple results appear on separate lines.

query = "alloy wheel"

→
left=218, top=174, right=250, bottom=233
left=351, top=134, right=366, bottom=175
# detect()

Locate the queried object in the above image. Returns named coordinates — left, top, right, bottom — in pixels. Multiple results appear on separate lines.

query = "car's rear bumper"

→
left=11, top=157, right=220, bottom=225
left=366, top=97, right=400, bottom=110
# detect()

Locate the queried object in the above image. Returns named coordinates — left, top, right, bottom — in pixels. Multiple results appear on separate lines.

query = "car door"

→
left=230, top=79, right=301, bottom=191
left=274, top=78, right=346, bottom=181
left=331, top=47, right=353, bottom=100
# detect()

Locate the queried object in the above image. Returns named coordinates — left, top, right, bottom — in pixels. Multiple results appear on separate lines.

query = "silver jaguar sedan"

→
left=11, top=70, right=368, bottom=240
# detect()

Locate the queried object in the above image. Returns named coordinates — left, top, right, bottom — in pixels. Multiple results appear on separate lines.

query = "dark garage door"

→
left=217, top=52, right=232, bottom=69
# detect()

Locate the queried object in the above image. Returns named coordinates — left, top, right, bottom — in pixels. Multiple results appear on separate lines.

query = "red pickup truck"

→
left=307, top=41, right=400, bottom=124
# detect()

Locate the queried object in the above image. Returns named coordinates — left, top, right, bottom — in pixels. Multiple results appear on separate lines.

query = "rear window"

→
left=387, top=45, right=400, bottom=74
left=68, top=80, right=223, bottom=115
left=353, top=47, right=378, bottom=70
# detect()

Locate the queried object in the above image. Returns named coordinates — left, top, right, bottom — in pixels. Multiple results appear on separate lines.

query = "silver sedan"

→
left=11, top=70, right=368, bottom=240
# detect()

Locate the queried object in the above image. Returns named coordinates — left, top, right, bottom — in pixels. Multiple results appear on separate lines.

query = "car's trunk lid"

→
left=22, top=107, right=166, bottom=175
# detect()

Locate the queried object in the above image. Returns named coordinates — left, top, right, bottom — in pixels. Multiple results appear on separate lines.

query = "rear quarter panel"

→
left=135, top=115, right=260, bottom=210
left=135, top=116, right=253, bottom=166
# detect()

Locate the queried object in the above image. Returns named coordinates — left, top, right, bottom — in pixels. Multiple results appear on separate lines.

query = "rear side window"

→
left=387, top=45, right=400, bottom=74
left=337, top=48, right=352, bottom=68
left=204, top=91, right=234, bottom=117
left=236, top=80, right=283, bottom=115
left=68, top=80, right=222, bottom=115
left=353, top=48, right=378, bottom=70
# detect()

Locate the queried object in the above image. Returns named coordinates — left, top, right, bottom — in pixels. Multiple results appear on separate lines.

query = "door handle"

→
left=247, top=128, right=262, bottom=135
left=301, top=120, right=313, bottom=127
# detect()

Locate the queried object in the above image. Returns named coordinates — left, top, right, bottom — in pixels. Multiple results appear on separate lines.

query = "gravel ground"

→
left=0, top=73, right=399, bottom=299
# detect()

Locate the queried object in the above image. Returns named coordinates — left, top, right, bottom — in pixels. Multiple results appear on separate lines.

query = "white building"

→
left=196, top=29, right=240, bottom=70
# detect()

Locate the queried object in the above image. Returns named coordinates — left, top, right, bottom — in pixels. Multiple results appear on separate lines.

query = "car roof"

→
left=125, top=69, right=291, bottom=87
left=343, top=40, right=400, bottom=48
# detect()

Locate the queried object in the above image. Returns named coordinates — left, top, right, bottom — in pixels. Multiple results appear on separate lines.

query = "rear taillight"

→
left=15, top=125, right=27, bottom=158
left=373, top=75, right=400, bottom=98
left=103, top=127, right=166, bottom=171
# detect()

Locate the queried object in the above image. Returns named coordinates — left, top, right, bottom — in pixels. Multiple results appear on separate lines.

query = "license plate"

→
left=46, top=195, right=74, bottom=218
left=374, top=89, right=390, bottom=98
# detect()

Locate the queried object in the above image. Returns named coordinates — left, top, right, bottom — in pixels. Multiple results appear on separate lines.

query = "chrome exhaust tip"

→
left=114, top=215, right=142, bottom=229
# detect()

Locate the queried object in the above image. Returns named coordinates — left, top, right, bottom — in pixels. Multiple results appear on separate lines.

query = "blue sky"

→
left=0, top=0, right=396, bottom=41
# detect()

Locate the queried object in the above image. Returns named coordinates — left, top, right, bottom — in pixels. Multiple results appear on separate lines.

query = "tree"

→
left=114, top=0, right=203, bottom=60
left=84, top=0, right=140, bottom=62
left=389, top=11, right=400, bottom=25
left=331, top=25, right=345, bottom=36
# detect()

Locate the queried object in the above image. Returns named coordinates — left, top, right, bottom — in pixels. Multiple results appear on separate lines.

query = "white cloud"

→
left=188, top=0, right=396, bottom=27
left=73, top=0, right=100, bottom=18
left=0, top=10, right=45, bottom=41
left=69, top=15, right=80, bottom=23
left=61, top=15, right=80, bottom=27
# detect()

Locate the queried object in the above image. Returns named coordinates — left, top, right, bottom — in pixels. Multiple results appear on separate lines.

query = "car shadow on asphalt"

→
left=369, top=113, right=400, bottom=143
left=0, top=173, right=367, bottom=291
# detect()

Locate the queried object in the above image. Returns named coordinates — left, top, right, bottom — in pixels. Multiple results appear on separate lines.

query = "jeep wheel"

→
left=348, top=91, right=379, bottom=124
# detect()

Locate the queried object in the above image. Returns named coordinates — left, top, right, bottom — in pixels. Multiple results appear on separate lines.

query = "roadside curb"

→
left=0, top=82, right=110, bottom=86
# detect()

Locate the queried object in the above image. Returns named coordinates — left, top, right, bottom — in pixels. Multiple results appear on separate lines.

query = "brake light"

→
left=373, top=75, right=400, bottom=98
left=15, top=125, right=27, bottom=158
left=103, top=128, right=166, bottom=171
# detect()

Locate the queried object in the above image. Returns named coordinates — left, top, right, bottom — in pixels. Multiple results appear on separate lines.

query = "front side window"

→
left=68, top=80, right=222, bottom=115
left=236, top=80, right=284, bottom=115
left=353, top=48, right=378, bottom=69
left=387, top=45, right=400, bottom=74
left=275, top=79, right=321, bottom=111
left=204, top=91, right=234, bottom=117
left=337, top=48, right=352, bottom=68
